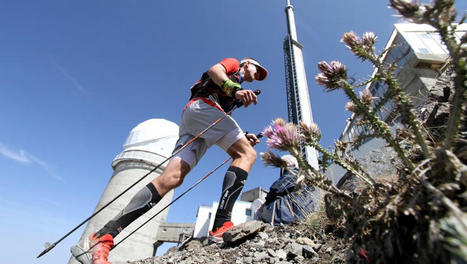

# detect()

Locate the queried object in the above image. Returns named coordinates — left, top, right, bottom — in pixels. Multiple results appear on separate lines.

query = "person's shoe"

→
left=71, top=233, right=114, bottom=264
left=208, top=221, right=234, bottom=243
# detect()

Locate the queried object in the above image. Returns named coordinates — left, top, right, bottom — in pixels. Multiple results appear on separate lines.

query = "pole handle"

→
left=234, top=89, right=261, bottom=107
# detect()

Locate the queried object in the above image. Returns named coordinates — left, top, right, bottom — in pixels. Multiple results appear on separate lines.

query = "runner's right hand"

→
left=235, top=89, right=257, bottom=108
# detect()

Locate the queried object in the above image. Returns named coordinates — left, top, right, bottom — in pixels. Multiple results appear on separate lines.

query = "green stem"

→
left=385, top=76, right=432, bottom=159
left=308, top=141, right=376, bottom=187
left=342, top=82, right=415, bottom=171
left=430, top=23, right=466, bottom=149
left=289, top=147, right=343, bottom=195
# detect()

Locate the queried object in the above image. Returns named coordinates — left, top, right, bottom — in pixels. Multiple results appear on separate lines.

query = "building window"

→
left=418, top=48, right=430, bottom=54
left=245, top=209, right=252, bottom=216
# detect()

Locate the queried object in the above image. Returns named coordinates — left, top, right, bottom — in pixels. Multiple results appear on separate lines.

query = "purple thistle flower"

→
left=276, top=123, right=299, bottom=149
left=266, top=136, right=283, bottom=149
left=262, top=126, right=274, bottom=138
left=263, top=119, right=300, bottom=151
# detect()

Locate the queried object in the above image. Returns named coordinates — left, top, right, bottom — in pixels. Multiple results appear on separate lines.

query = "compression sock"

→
left=212, top=166, right=248, bottom=230
left=96, top=183, right=162, bottom=238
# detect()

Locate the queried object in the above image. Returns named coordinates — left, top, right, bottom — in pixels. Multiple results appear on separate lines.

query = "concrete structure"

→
left=69, top=119, right=179, bottom=264
left=154, top=222, right=195, bottom=252
left=283, top=0, right=319, bottom=170
left=240, top=187, right=268, bottom=203
left=193, top=187, right=266, bottom=238
left=326, top=23, right=467, bottom=185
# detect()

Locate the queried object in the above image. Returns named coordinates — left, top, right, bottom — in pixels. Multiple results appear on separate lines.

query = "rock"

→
left=130, top=219, right=334, bottom=264
left=253, top=240, right=265, bottom=247
left=254, top=251, right=269, bottom=261
left=294, top=255, right=305, bottom=262
left=296, top=237, right=314, bottom=246
left=223, top=220, right=267, bottom=244
left=184, top=239, right=202, bottom=252
left=302, top=245, right=318, bottom=259
left=267, top=248, right=276, bottom=257
left=258, top=231, right=269, bottom=240
left=276, top=249, right=287, bottom=260
left=313, top=244, right=322, bottom=253
left=284, top=242, right=303, bottom=257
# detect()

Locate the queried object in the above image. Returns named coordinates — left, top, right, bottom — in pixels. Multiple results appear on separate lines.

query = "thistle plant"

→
left=300, top=1, right=466, bottom=262
left=389, top=0, right=466, bottom=150
left=259, top=2, right=464, bottom=262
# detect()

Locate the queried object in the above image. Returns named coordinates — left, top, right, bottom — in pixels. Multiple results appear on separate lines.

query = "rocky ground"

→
left=130, top=218, right=352, bottom=264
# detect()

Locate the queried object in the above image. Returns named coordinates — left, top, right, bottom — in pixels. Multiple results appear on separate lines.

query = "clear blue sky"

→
left=1, top=1, right=465, bottom=263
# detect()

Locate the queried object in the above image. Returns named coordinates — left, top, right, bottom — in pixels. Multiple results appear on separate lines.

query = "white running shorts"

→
left=172, top=98, right=244, bottom=168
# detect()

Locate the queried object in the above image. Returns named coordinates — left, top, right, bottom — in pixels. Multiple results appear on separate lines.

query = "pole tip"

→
left=36, top=243, right=55, bottom=258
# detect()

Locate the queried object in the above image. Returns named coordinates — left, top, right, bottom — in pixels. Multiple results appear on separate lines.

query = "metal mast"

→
left=283, top=0, right=319, bottom=169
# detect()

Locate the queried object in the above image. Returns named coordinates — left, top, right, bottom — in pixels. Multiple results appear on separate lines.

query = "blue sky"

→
left=1, top=1, right=465, bottom=263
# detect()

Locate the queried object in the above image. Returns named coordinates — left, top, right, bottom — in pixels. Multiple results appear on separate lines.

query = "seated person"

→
left=255, top=155, right=315, bottom=225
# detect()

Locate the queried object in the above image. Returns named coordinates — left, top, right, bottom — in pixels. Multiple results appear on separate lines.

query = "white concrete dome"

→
left=122, top=118, right=179, bottom=158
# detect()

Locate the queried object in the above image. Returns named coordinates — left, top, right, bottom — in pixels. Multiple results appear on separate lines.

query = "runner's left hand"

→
left=245, top=133, right=260, bottom=146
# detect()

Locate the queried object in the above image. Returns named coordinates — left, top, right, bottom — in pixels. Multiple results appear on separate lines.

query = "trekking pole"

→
left=111, top=133, right=263, bottom=251
left=37, top=89, right=261, bottom=259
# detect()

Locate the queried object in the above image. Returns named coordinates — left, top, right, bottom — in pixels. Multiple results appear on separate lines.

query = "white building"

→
left=193, top=187, right=267, bottom=238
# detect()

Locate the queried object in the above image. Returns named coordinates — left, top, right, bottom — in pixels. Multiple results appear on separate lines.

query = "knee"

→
left=243, top=146, right=257, bottom=163
left=166, top=173, right=184, bottom=189
left=156, top=172, right=184, bottom=191
left=227, top=139, right=258, bottom=164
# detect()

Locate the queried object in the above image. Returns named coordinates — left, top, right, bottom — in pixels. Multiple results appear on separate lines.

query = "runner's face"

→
left=243, top=63, right=258, bottom=82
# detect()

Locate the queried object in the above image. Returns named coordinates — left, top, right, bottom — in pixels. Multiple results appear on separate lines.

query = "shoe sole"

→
left=209, top=235, right=224, bottom=244
left=70, top=244, right=92, bottom=264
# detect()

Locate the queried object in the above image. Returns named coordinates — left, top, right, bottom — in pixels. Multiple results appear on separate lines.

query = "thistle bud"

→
left=315, top=61, right=348, bottom=90
left=272, top=118, right=286, bottom=127
left=342, top=31, right=361, bottom=51
left=362, top=32, right=377, bottom=47
left=317, top=60, right=335, bottom=76
left=389, top=0, right=427, bottom=23
left=331, top=61, right=347, bottom=78
left=299, top=121, right=321, bottom=142
left=360, top=88, right=373, bottom=106
left=315, top=74, right=330, bottom=86
left=260, top=151, right=286, bottom=168
left=345, top=101, right=359, bottom=114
